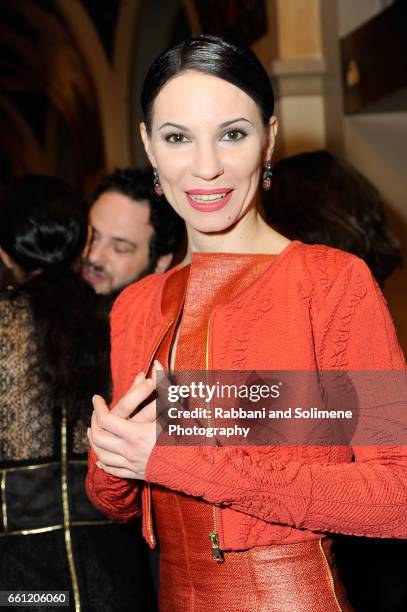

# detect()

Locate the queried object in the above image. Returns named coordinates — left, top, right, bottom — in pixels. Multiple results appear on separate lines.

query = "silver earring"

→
left=153, top=168, right=164, bottom=196
left=262, top=160, right=272, bottom=191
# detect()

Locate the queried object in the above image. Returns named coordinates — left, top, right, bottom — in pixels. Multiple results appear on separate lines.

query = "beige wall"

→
left=277, top=95, right=325, bottom=156
left=336, top=0, right=407, bottom=352
left=275, top=0, right=321, bottom=58
left=261, top=0, right=327, bottom=157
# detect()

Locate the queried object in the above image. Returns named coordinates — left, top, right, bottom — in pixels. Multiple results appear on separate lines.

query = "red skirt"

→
left=152, top=485, right=353, bottom=612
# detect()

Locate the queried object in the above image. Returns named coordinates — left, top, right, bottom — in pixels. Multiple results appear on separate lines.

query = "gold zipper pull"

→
left=209, top=531, right=224, bottom=562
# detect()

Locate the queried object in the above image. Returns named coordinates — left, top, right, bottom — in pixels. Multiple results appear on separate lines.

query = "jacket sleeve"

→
left=145, top=258, right=407, bottom=538
left=86, top=287, right=143, bottom=522
left=86, top=447, right=141, bottom=521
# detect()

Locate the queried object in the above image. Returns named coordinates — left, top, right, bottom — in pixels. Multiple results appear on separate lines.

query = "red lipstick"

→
left=186, top=188, right=233, bottom=212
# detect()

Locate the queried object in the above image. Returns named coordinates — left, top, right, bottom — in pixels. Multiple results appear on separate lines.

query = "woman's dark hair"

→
left=0, top=175, right=110, bottom=419
left=264, top=150, right=402, bottom=287
left=141, top=34, right=274, bottom=132
left=0, top=176, right=87, bottom=270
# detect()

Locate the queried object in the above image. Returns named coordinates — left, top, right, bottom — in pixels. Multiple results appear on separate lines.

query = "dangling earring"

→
left=153, top=168, right=164, bottom=197
left=262, top=160, right=272, bottom=191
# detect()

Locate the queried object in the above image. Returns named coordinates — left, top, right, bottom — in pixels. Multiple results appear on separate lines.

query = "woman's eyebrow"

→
left=219, top=117, right=254, bottom=128
left=158, top=122, right=189, bottom=131
left=158, top=117, right=254, bottom=131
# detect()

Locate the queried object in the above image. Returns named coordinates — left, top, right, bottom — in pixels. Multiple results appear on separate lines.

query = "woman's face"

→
left=141, top=70, right=277, bottom=234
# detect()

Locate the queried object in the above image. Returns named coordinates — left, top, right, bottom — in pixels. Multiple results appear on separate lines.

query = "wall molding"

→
left=270, top=58, right=326, bottom=97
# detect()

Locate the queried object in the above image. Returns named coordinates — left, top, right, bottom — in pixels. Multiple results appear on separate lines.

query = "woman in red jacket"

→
left=87, top=35, right=407, bottom=611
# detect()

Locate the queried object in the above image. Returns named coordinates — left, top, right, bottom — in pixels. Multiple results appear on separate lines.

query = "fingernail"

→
left=96, top=461, right=102, bottom=468
left=146, top=378, right=154, bottom=386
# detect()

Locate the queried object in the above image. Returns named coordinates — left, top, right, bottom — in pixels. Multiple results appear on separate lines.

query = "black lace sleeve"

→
left=0, top=293, right=54, bottom=462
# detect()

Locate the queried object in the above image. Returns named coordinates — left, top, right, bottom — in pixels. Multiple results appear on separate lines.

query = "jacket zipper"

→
left=209, top=506, right=223, bottom=562
left=145, top=483, right=155, bottom=547
left=143, top=318, right=174, bottom=548
left=206, top=312, right=224, bottom=562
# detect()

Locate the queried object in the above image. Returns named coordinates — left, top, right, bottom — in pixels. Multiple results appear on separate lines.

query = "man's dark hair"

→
left=92, top=168, right=185, bottom=274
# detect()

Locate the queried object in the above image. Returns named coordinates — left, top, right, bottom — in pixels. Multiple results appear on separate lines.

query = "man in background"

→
left=83, top=168, right=184, bottom=297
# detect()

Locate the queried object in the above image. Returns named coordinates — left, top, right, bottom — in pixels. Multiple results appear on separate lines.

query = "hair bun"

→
left=0, top=175, right=87, bottom=273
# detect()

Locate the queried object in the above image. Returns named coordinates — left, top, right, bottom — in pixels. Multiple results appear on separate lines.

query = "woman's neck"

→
left=182, top=209, right=291, bottom=264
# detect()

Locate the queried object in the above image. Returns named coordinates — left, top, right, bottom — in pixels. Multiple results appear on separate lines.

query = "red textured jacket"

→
left=86, top=242, right=407, bottom=550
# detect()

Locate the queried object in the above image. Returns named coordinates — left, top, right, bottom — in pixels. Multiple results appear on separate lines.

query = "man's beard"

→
left=84, top=259, right=157, bottom=302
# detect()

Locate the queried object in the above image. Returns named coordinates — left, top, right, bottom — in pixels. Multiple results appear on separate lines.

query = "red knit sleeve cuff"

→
left=86, top=448, right=141, bottom=521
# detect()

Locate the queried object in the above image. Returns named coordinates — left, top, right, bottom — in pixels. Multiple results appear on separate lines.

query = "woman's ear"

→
left=264, top=115, right=278, bottom=161
left=140, top=122, right=157, bottom=167
left=0, top=247, right=13, bottom=270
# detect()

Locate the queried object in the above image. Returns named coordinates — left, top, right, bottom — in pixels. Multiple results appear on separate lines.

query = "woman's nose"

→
left=191, top=143, right=224, bottom=181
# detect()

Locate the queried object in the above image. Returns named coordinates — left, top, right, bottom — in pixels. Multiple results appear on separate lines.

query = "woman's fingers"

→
left=128, top=371, right=145, bottom=391
left=89, top=414, right=125, bottom=456
left=92, top=394, right=109, bottom=415
left=152, top=359, right=174, bottom=422
left=89, top=395, right=110, bottom=443
left=133, top=399, right=167, bottom=438
left=89, top=389, right=158, bottom=481
left=108, top=364, right=166, bottom=422
left=132, top=398, right=157, bottom=423
left=92, top=447, right=130, bottom=469
left=153, top=359, right=164, bottom=375
left=111, top=377, right=155, bottom=418
left=89, top=430, right=120, bottom=456
left=93, top=396, right=141, bottom=438
left=92, top=397, right=157, bottom=448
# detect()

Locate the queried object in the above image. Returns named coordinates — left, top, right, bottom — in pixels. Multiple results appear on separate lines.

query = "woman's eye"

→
left=221, top=129, right=247, bottom=142
left=165, top=133, right=189, bottom=144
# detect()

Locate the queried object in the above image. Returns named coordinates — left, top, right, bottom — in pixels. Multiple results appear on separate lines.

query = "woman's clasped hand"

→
left=88, top=366, right=162, bottom=480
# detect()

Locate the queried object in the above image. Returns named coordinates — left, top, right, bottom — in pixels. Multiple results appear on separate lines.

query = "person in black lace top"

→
left=0, top=176, right=156, bottom=612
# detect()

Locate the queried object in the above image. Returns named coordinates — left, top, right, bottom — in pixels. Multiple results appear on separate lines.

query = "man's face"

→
left=83, top=191, right=154, bottom=295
